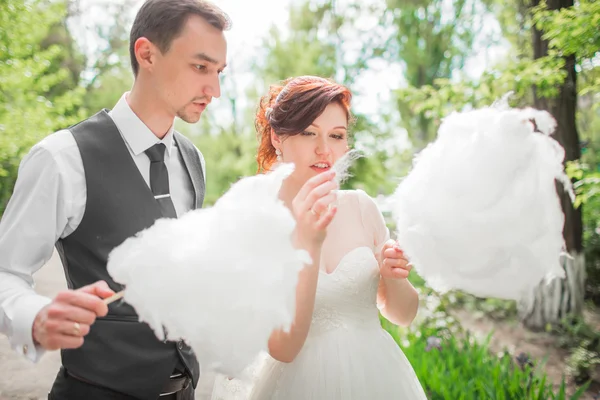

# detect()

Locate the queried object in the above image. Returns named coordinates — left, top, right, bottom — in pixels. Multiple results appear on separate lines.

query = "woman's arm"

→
left=377, top=253, right=419, bottom=327
left=355, top=190, right=419, bottom=327
left=267, top=170, right=338, bottom=363
left=267, top=244, right=322, bottom=363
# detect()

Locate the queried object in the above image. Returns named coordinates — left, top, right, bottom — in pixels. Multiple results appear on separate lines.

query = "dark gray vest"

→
left=55, top=110, right=205, bottom=400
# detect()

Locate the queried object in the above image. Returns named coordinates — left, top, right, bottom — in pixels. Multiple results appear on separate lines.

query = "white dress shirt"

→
left=0, top=93, right=206, bottom=362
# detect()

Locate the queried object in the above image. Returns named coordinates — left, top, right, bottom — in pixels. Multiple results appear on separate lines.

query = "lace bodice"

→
left=309, top=246, right=382, bottom=336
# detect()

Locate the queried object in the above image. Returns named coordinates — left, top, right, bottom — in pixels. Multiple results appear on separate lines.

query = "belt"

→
left=65, top=369, right=190, bottom=397
left=159, top=372, right=191, bottom=396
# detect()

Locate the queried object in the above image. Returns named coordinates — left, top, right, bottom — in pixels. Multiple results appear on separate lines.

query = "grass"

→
left=381, top=317, right=590, bottom=399
left=377, top=271, right=592, bottom=399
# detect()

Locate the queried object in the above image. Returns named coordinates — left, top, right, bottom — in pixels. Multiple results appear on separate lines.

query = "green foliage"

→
left=533, top=0, right=600, bottom=98
left=381, top=298, right=590, bottom=399
left=77, top=1, right=133, bottom=111
left=84, top=67, right=132, bottom=111
left=255, top=2, right=338, bottom=84
left=532, top=0, right=600, bottom=62
left=531, top=0, right=600, bottom=171
left=393, top=0, right=600, bottom=143
left=384, top=0, right=481, bottom=146
left=566, top=344, right=600, bottom=384
left=567, top=161, right=600, bottom=303
left=384, top=0, right=477, bottom=86
left=482, top=0, right=531, bottom=57
left=552, top=315, right=600, bottom=384
left=0, top=0, right=85, bottom=215
left=184, top=127, right=258, bottom=206
left=394, top=52, right=567, bottom=125
left=454, top=294, right=518, bottom=321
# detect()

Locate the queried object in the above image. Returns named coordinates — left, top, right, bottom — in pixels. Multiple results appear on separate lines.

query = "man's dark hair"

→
left=129, top=0, right=231, bottom=76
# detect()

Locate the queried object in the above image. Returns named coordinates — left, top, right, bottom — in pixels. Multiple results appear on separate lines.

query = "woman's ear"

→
left=271, top=131, right=282, bottom=150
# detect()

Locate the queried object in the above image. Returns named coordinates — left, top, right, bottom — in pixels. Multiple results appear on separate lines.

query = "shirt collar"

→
left=109, top=92, right=175, bottom=157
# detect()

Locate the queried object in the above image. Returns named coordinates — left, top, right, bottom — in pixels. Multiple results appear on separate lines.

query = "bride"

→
left=207, top=75, right=428, bottom=399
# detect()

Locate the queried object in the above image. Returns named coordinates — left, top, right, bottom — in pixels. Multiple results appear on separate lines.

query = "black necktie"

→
left=145, top=143, right=177, bottom=218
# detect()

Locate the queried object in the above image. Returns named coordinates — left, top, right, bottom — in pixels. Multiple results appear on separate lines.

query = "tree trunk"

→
left=517, top=0, right=585, bottom=329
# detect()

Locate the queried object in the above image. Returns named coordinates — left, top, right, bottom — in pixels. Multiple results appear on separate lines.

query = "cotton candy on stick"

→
left=391, top=99, right=573, bottom=301
left=105, top=163, right=311, bottom=378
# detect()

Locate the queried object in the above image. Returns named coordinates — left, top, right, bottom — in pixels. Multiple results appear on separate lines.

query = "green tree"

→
left=384, top=0, right=481, bottom=147
left=0, top=0, right=85, bottom=215
left=517, top=0, right=585, bottom=329
left=75, top=0, right=134, bottom=111
left=390, top=0, right=599, bottom=327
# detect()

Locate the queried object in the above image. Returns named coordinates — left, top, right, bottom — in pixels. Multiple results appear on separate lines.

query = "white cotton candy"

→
left=391, top=99, right=572, bottom=301
left=333, top=149, right=363, bottom=185
left=107, top=163, right=310, bottom=377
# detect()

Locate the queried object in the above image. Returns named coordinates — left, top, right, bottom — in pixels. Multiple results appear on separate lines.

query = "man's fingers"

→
left=46, top=303, right=97, bottom=326
left=45, top=319, right=91, bottom=337
left=45, top=334, right=85, bottom=351
left=61, top=321, right=90, bottom=337
left=80, top=281, right=115, bottom=299
left=56, top=290, right=108, bottom=317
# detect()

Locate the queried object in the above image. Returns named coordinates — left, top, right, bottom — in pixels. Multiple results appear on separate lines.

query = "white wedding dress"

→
left=207, top=190, right=428, bottom=400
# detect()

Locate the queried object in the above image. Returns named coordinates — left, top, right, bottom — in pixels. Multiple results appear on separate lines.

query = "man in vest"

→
left=0, top=1, right=229, bottom=398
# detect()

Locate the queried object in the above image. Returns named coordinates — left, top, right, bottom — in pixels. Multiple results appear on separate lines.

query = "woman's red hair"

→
left=255, top=76, right=353, bottom=173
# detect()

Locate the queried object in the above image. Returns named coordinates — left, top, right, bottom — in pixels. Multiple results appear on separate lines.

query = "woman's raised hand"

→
left=291, top=170, right=338, bottom=249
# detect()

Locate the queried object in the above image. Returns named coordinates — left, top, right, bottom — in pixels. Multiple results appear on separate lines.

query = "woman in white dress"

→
left=209, top=76, right=428, bottom=399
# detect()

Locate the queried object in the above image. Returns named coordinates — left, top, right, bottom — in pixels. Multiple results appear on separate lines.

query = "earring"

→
left=275, top=148, right=282, bottom=162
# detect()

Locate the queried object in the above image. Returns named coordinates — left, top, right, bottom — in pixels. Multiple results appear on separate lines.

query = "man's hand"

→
left=32, top=280, right=115, bottom=350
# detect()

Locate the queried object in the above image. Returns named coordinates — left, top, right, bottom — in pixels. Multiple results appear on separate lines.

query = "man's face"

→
left=151, top=15, right=227, bottom=123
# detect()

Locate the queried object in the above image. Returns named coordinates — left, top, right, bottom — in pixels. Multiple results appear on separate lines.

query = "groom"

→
left=0, top=0, right=229, bottom=399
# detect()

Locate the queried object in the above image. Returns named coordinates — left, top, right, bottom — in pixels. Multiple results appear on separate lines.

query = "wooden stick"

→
left=103, top=290, right=125, bottom=305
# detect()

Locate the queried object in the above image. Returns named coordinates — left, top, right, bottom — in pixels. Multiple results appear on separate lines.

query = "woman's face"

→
left=275, top=102, right=349, bottom=185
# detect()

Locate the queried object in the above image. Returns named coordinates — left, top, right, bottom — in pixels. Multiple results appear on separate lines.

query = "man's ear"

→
left=134, top=37, right=158, bottom=73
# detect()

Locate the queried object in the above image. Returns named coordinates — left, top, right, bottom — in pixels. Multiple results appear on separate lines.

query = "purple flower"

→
left=426, top=336, right=442, bottom=352
left=515, top=352, right=533, bottom=369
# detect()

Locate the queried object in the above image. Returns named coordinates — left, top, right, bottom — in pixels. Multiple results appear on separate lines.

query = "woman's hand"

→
left=291, top=170, right=338, bottom=249
left=380, top=239, right=412, bottom=280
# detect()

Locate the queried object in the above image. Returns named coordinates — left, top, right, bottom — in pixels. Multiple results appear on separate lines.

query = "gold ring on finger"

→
left=73, top=322, right=81, bottom=336
left=310, top=208, right=318, bottom=216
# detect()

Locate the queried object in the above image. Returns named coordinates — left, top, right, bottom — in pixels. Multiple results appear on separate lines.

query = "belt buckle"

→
left=159, top=372, right=190, bottom=397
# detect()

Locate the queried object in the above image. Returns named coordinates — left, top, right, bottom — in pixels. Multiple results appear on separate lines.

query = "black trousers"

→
left=48, top=367, right=194, bottom=400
